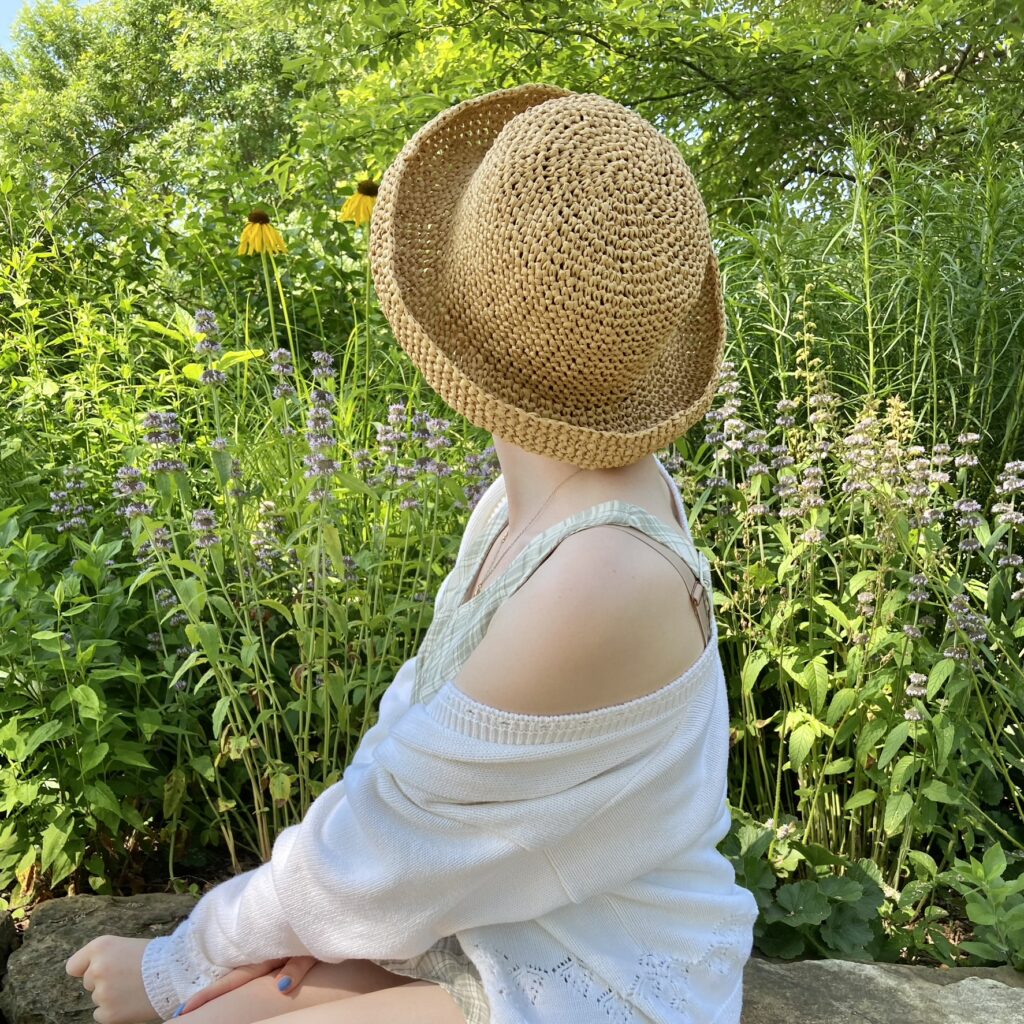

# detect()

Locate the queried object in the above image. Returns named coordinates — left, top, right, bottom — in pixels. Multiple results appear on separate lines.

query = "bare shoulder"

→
left=452, top=525, right=706, bottom=716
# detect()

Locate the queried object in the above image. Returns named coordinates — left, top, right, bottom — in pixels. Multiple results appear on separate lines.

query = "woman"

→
left=66, top=83, right=759, bottom=1024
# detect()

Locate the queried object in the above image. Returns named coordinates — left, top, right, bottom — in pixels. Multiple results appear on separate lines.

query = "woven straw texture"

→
left=370, top=83, right=726, bottom=469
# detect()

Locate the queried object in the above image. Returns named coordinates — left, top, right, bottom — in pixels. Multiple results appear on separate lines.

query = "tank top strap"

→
left=494, top=500, right=714, bottom=615
left=471, top=460, right=710, bottom=599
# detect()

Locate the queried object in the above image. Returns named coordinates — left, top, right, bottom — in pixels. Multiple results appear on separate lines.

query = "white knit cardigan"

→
left=141, top=478, right=759, bottom=1023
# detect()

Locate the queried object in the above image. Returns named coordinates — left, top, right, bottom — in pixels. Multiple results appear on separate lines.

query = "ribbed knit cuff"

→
left=140, top=934, right=182, bottom=1021
left=141, top=918, right=234, bottom=1020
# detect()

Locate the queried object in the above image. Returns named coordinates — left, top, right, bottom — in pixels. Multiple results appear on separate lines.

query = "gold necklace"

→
left=469, top=467, right=587, bottom=600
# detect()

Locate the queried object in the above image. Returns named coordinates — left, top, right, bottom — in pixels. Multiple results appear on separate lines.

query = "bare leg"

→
left=175, top=959, right=420, bottom=1024
left=254, top=981, right=466, bottom=1024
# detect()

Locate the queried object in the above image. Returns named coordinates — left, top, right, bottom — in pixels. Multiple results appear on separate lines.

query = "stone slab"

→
left=742, top=950, right=1024, bottom=1024
left=0, top=894, right=196, bottom=1024
left=2, top=896, right=1023, bottom=1023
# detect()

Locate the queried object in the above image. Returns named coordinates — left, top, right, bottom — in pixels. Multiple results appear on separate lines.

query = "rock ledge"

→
left=1, top=896, right=1021, bottom=1023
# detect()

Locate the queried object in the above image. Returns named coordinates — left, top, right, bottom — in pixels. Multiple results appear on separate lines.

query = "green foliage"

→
left=0, top=518, right=164, bottom=897
left=942, top=843, right=1024, bottom=970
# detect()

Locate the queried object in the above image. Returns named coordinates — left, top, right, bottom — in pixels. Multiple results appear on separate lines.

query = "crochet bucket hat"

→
left=369, top=83, right=725, bottom=470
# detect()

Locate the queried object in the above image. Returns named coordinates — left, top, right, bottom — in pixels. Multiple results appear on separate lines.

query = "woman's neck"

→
left=491, top=435, right=666, bottom=535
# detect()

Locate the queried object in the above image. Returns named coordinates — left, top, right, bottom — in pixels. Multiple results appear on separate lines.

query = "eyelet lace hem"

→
left=472, top=906, right=756, bottom=1023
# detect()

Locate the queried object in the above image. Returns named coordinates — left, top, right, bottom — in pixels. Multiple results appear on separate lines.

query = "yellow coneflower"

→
left=337, top=178, right=378, bottom=226
left=238, top=209, right=288, bottom=256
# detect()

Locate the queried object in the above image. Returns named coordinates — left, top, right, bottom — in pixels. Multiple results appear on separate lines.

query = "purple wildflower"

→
left=150, top=458, right=188, bottom=474
left=191, top=507, right=220, bottom=549
left=143, top=412, right=182, bottom=446
left=251, top=500, right=287, bottom=572
left=311, top=350, right=335, bottom=379
left=113, top=466, right=154, bottom=519
left=193, top=309, right=220, bottom=337
left=270, top=348, right=294, bottom=375
left=51, top=464, right=93, bottom=532
left=138, top=526, right=173, bottom=558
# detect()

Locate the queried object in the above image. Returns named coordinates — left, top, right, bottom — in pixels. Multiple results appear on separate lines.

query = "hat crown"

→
left=445, top=93, right=711, bottom=405
left=370, top=84, right=726, bottom=469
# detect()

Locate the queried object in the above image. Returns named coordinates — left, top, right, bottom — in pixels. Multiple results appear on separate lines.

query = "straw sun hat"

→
left=369, top=83, right=725, bottom=470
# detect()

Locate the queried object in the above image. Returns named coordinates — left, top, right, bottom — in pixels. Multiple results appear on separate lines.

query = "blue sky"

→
left=0, top=0, right=30, bottom=50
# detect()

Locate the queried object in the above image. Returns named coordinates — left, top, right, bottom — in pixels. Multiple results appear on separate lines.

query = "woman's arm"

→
left=139, top=668, right=700, bottom=1018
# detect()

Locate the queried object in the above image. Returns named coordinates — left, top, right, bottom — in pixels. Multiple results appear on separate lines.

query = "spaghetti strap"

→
left=600, top=523, right=711, bottom=649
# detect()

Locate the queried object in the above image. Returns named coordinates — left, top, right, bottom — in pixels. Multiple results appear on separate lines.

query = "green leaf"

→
left=211, top=449, right=233, bottom=485
left=813, top=596, right=851, bottom=631
left=800, top=658, right=829, bottom=716
left=775, top=880, right=830, bottom=925
left=85, top=780, right=121, bottom=817
left=332, top=471, right=378, bottom=500
left=216, top=348, right=263, bottom=369
left=138, top=319, right=187, bottom=341
left=163, top=768, right=187, bottom=818
left=981, top=843, right=1007, bottom=882
left=269, top=771, right=293, bottom=804
left=844, top=789, right=876, bottom=811
left=825, top=688, right=858, bottom=726
left=965, top=898, right=997, bottom=926
left=137, top=708, right=162, bottom=741
left=922, top=780, right=960, bottom=804
left=240, top=638, right=260, bottom=669
left=907, top=850, right=937, bottom=877
left=186, top=621, right=221, bottom=662
left=958, top=940, right=1004, bottom=961
left=883, top=791, right=913, bottom=836
left=258, top=599, right=292, bottom=623
left=928, top=659, right=955, bottom=699
left=931, top=713, right=954, bottom=771
left=111, top=744, right=154, bottom=771
left=789, top=723, right=815, bottom=771
left=40, top=811, right=73, bottom=874
left=22, top=719, right=65, bottom=758
left=169, top=650, right=202, bottom=690
left=212, top=695, right=232, bottom=737
left=70, top=684, right=102, bottom=720
left=741, top=647, right=770, bottom=696
left=891, top=754, right=918, bottom=791
left=175, top=578, right=207, bottom=619
left=81, top=742, right=110, bottom=774
left=322, top=523, right=345, bottom=575
left=878, top=720, right=911, bottom=769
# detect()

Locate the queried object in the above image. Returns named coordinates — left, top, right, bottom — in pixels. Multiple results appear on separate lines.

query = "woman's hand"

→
left=65, top=935, right=158, bottom=1024
left=173, top=955, right=318, bottom=1016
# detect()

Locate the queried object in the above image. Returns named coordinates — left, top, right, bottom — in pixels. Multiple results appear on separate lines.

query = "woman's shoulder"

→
left=451, top=523, right=705, bottom=716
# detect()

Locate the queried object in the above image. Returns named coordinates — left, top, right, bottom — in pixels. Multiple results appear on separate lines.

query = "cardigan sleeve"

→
left=139, top=683, right=699, bottom=1019
left=140, top=653, right=420, bottom=1018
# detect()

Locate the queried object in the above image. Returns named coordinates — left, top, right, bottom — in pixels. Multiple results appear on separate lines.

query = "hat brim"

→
left=370, top=83, right=725, bottom=469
